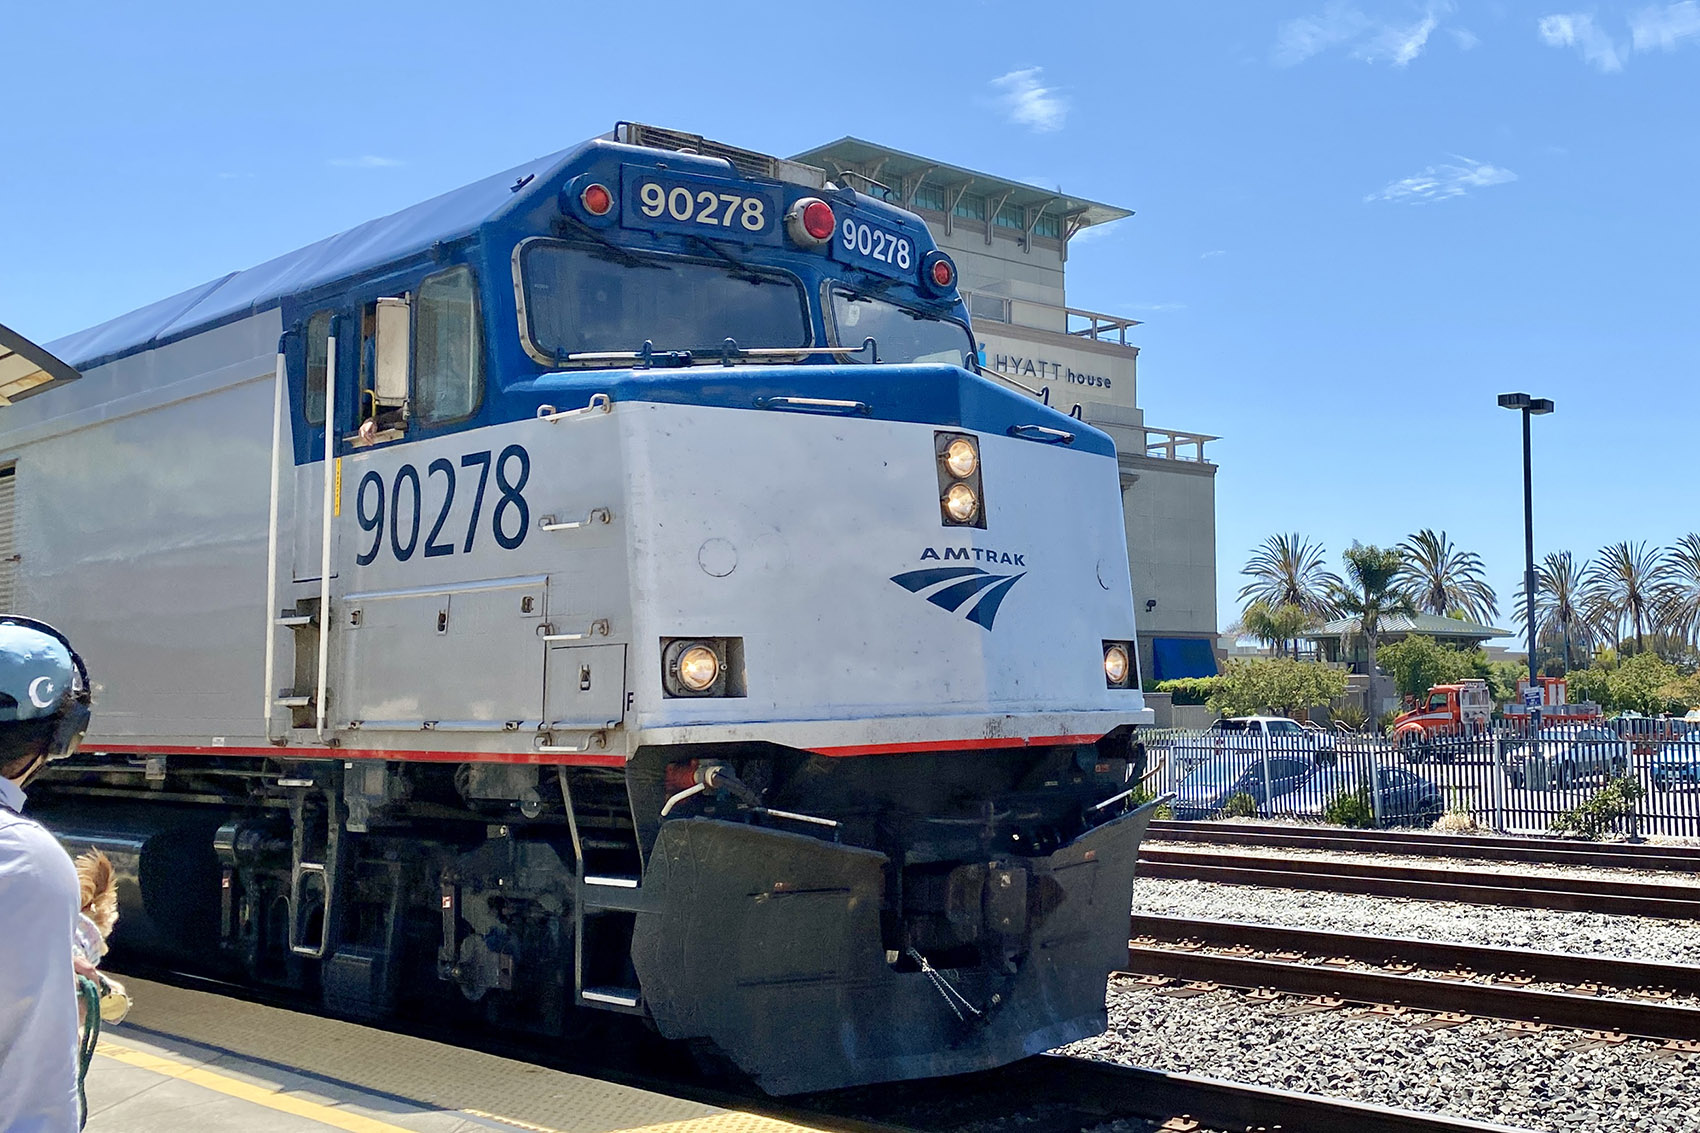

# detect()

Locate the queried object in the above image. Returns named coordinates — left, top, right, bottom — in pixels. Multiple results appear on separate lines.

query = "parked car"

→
left=1650, top=744, right=1700, bottom=791
left=1268, top=763, right=1444, bottom=827
left=1502, top=724, right=1630, bottom=789
left=1173, top=716, right=1335, bottom=774
left=1172, top=752, right=1316, bottom=820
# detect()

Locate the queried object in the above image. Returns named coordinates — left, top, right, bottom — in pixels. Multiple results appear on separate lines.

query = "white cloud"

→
left=1201, top=249, right=1228, bottom=259
left=329, top=155, right=404, bottom=169
left=1364, top=156, right=1518, bottom=204
left=989, top=68, right=1067, bottom=133
left=1273, top=4, right=1372, bottom=65
left=1537, top=13, right=1627, bottom=71
left=1274, top=2, right=1458, bottom=67
left=1631, top=1, right=1700, bottom=50
left=1450, top=26, right=1481, bottom=50
left=1355, top=10, right=1442, bottom=65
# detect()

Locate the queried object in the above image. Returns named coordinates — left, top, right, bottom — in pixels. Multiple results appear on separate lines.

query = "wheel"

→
left=1557, top=762, right=1576, bottom=789
left=1508, top=769, right=1526, bottom=789
left=1418, top=806, right=1443, bottom=827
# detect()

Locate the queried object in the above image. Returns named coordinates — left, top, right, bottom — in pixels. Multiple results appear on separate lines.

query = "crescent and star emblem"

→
left=27, top=676, right=56, bottom=709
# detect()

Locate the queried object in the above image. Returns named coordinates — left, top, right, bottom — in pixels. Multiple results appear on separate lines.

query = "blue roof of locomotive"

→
left=47, top=147, right=576, bottom=371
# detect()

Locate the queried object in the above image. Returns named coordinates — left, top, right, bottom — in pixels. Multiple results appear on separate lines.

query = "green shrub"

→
left=1552, top=776, right=1646, bottom=840
left=1154, top=676, right=1223, bottom=705
left=1331, top=704, right=1368, bottom=732
left=1222, top=791, right=1258, bottom=818
left=1321, top=779, right=1375, bottom=828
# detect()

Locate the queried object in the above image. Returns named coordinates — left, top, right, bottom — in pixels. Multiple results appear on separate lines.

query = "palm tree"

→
left=1238, top=534, right=1342, bottom=620
left=1394, top=528, right=1498, bottom=623
left=1512, top=551, right=1591, bottom=672
left=1660, top=534, right=1700, bottom=653
left=1331, top=543, right=1415, bottom=672
left=1582, top=541, right=1670, bottom=655
left=1237, top=600, right=1316, bottom=659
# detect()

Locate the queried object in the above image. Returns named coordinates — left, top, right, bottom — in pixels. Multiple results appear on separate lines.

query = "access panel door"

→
left=338, top=576, right=548, bottom=731
left=545, top=643, right=627, bottom=731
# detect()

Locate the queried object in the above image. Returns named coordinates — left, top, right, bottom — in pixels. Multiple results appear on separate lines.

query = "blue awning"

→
left=1152, top=637, right=1218, bottom=681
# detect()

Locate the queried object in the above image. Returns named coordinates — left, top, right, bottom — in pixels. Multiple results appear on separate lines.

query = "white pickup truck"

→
left=1172, top=715, right=1336, bottom=774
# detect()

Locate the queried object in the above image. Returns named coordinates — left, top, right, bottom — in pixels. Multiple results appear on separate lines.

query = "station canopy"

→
left=793, top=138, right=1131, bottom=241
left=0, top=322, right=80, bottom=405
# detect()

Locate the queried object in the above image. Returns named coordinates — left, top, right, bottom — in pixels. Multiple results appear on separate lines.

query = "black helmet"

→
left=0, top=616, right=91, bottom=764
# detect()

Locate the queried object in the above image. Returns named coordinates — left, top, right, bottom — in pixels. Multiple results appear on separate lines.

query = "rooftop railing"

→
left=1144, top=427, right=1217, bottom=463
left=963, top=291, right=1143, bottom=346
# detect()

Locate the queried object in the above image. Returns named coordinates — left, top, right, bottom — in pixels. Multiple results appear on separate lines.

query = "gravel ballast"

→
left=1129, top=875, right=1700, bottom=964
left=1068, top=979, right=1698, bottom=1133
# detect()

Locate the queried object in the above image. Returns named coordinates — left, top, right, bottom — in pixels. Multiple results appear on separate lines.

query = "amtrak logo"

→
left=890, top=566, right=1027, bottom=631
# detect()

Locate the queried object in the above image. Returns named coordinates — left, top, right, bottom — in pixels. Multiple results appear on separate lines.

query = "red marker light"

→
left=580, top=183, right=613, bottom=216
left=801, top=199, right=835, bottom=241
left=930, top=259, right=954, bottom=288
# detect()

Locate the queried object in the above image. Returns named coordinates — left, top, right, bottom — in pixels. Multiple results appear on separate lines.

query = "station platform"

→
left=84, top=976, right=822, bottom=1133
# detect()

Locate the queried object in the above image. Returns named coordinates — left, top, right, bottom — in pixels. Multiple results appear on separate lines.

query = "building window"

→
left=952, top=193, right=984, bottom=221
left=304, top=309, right=331, bottom=426
left=910, top=184, right=945, bottom=212
left=995, top=204, right=1024, bottom=230
left=414, top=265, right=483, bottom=425
left=1033, top=214, right=1061, bottom=239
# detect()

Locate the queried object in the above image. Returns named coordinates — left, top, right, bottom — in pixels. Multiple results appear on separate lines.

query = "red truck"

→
left=1393, top=679, right=1493, bottom=761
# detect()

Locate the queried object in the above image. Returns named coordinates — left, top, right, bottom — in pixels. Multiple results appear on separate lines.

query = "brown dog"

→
left=73, top=849, right=131, bottom=1024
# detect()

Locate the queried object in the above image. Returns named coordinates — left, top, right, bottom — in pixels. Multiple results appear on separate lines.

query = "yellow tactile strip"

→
left=101, top=975, right=823, bottom=1133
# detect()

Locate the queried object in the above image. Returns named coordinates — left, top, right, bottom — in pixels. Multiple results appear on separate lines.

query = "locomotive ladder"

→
left=558, top=767, right=649, bottom=1013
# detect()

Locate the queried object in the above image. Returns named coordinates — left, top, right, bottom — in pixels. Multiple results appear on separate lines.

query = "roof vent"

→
left=614, top=122, right=826, bottom=190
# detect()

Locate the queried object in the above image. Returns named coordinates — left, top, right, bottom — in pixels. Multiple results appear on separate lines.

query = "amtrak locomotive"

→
left=1, top=123, right=1157, bottom=1093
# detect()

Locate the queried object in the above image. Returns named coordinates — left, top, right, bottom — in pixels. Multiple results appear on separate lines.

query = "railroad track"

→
left=1147, top=818, right=1700, bottom=872
left=791, top=1052, right=1533, bottom=1133
left=118, top=962, right=1530, bottom=1133
left=1137, top=845, right=1700, bottom=917
left=1123, top=913, right=1700, bottom=1049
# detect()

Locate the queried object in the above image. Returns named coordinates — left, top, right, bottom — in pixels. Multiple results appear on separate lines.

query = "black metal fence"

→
left=1141, top=720, right=1700, bottom=838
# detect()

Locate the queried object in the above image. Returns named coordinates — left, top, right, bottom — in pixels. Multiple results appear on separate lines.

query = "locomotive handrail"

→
left=717, top=336, right=879, bottom=365
left=1007, top=423, right=1076, bottom=445
left=755, top=396, right=871, bottom=416
left=316, top=329, right=338, bottom=738
left=537, top=393, right=612, bottom=422
left=539, top=619, right=611, bottom=642
left=549, top=338, right=882, bottom=370
left=539, top=508, right=612, bottom=532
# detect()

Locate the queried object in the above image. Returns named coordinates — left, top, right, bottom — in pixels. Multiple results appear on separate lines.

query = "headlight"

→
left=1103, top=640, right=1136, bottom=688
left=942, top=483, right=979, bottom=523
left=943, top=438, right=978, bottom=479
left=1105, top=644, right=1130, bottom=685
left=676, top=645, right=720, bottom=692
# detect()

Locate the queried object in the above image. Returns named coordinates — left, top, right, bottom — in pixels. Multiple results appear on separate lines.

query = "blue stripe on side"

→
left=517, top=364, right=1116, bottom=459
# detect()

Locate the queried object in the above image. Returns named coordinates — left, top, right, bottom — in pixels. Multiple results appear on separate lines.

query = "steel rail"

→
left=1137, top=847, right=1700, bottom=918
left=1147, top=819, right=1700, bottom=871
left=1121, top=945, right=1700, bottom=1042
left=1130, top=913, right=1700, bottom=996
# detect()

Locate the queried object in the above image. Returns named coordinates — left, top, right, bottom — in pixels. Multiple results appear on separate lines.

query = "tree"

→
left=1607, top=652, right=1681, bottom=715
left=1513, top=551, right=1592, bottom=672
left=1583, top=542, right=1671, bottom=656
left=1394, top=529, right=1498, bottom=623
left=1376, top=635, right=1476, bottom=699
left=1660, top=534, right=1700, bottom=654
left=1238, top=534, right=1342, bottom=620
left=1331, top=543, right=1414, bottom=670
left=1237, top=600, right=1315, bottom=659
left=1205, top=657, right=1349, bottom=719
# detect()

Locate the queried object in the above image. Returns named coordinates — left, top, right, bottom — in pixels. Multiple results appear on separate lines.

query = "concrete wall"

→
left=1118, top=455, right=1219, bottom=684
left=926, top=217, right=1067, bottom=315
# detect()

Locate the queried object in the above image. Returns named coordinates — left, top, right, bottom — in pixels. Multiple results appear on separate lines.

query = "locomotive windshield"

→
left=827, top=287, right=974, bottom=366
left=519, top=241, right=808, bottom=360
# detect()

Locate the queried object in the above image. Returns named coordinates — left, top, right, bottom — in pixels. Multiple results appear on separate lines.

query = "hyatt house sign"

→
left=974, top=329, right=1138, bottom=415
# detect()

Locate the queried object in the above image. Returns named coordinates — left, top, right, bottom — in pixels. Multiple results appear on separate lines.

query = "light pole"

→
left=1497, top=393, right=1554, bottom=681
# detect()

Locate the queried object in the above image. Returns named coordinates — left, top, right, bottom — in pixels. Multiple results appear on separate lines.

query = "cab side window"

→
left=414, top=266, right=482, bottom=425
left=304, top=310, right=333, bottom=425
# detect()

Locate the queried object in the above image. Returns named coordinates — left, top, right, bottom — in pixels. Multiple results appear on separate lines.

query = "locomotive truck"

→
left=0, top=123, right=1157, bottom=1094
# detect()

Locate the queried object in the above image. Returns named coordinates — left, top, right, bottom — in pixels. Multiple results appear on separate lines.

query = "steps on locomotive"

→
left=563, top=769, right=647, bottom=1013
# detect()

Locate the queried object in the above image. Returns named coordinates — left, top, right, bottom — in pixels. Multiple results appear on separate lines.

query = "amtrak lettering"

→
left=919, top=546, right=1026, bottom=566
left=984, top=353, right=1111, bottom=391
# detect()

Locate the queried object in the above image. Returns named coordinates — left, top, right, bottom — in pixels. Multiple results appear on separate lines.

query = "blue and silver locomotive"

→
left=2, top=123, right=1157, bottom=1093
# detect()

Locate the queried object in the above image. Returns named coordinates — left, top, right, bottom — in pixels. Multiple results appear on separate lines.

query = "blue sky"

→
left=3, top=2, right=1695, bottom=636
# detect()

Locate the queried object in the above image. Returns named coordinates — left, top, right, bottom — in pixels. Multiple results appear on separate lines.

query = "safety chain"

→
left=906, top=947, right=983, bottom=1023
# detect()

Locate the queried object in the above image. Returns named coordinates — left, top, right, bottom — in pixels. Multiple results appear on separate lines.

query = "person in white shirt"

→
left=0, top=618, right=94, bottom=1132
